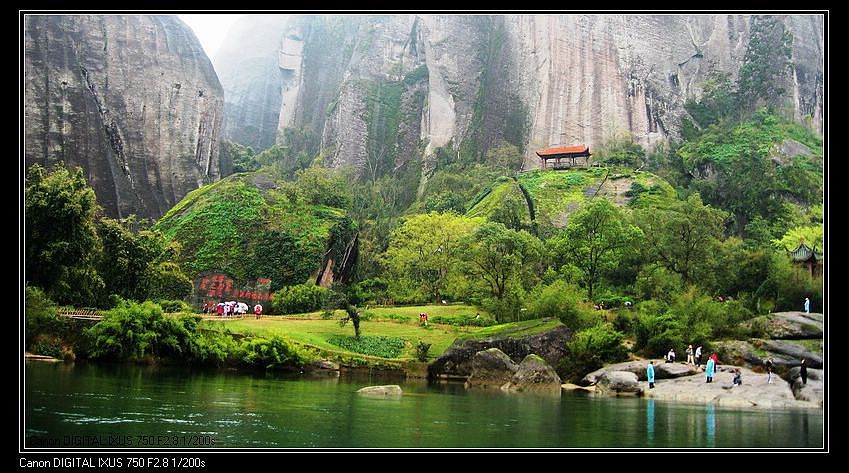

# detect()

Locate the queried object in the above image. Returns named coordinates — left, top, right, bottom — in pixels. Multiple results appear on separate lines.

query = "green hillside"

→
left=154, top=172, right=357, bottom=290
left=466, top=167, right=675, bottom=231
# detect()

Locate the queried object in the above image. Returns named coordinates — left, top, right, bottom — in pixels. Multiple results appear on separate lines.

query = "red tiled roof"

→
left=535, top=144, right=591, bottom=157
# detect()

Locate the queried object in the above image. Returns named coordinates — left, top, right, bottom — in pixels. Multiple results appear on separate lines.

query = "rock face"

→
left=357, top=385, right=402, bottom=398
left=643, top=366, right=819, bottom=409
left=214, top=15, right=291, bottom=150
left=756, top=312, right=824, bottom=339
left=595, top=371, right=643, bottom=396
left=464, top=348, right=519, bottom=389
left=788, top=367, right=823, bottom=407
left=216, top=14, right=823, bottom=178
left=581, top=360, right=697, bottom=386
left=24, top=15, right=224, bottom=220
left=505, top=354, right=561, bottom=394
left=429, top=322, right=570, bottom=380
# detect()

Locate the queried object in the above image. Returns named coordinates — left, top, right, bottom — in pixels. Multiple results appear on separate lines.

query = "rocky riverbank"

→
left=571, top=360, right=822, bottom=409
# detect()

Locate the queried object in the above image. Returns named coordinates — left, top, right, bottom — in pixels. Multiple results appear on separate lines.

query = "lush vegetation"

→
left=25, top=164, right=193, bottom=308
left=154, top=172, right=356, bottom=291
left=327, top=335, right=406, bottom=358
left=25, top=15, right=822, bottom=378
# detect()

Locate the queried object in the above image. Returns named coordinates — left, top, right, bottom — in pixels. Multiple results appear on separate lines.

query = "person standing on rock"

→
left=647, top=361, right=656, bottom=389
left=800, top=358, right=808, bottom=385
left=695, top=345, right=703, bottom=368
left=765, top=357, right=775, bottom=383
left=686, top=345, right=694, bottom=365
left=804, top=297, right=810, bottom=314
left=705, top=355, right=715, bottom=383
left=667, top=348, right=676, bottom=363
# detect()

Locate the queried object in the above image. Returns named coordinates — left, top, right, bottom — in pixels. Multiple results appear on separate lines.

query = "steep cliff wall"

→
left=24, top=15, right=224, bottom=219
left=216, top=14, right=823, bottom=176
left=214, top=14, right=290, bottom=150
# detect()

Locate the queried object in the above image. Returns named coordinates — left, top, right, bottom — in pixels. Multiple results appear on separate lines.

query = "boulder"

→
left=464, top=348, right=519, bottom=389
left=643, top=365, right=820, bottom=409
left=304, top=360, right=340, bottom=377
left=356, top=385, right=402, bottom=398
left=756, top=312, right=823, bottom=339
left=761, top=340, right=823, bottom=368
left=787, top=367, right=824, bottom=407
left=561, top=383, right=596, bottom=394
left=581, top=360, right=696, bottom=385
left=595, top=371, right=642, bottom=396
left=505, top=354, right=561, bottom=394
left=429, top=321, right=570, bottom=379
left=714, top=340, right=823, bottom=374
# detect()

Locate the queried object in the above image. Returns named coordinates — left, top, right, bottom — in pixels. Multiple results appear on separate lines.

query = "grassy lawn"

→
left=458, top=317, right=563, bottom=341
left=200, top=305, right=488, bottom=363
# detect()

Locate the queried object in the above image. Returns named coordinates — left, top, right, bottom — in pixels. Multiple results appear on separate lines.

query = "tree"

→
left=97, top=218, right=189, bottom=301
left=484, top=142, right=524, bottom=176
left=635, top=194, right=728, bottom=285
left=550, top=200, right=641, bottom=299
left=25, top=164, right=104, bottom=306
left=326, top=283, right=361, bottom=338
left=462, top=222, right=544, bottom=300
left=293, top=164, right=352, bottom=208
left=596, top=130, right=646, bottom=168
left=382, top=212, right=480, bottom=302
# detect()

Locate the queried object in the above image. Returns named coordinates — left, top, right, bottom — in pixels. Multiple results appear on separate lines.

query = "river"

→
left=24, top=362, right=822, bottom=449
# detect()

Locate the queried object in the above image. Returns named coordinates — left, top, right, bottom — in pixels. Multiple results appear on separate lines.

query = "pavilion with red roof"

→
left=535, top=144, right=591, bottom=169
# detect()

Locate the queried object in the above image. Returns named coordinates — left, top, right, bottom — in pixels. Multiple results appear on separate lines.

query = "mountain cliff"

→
left=215, top=14, right=823, bottom=176
left=24, top=15, right=224, bottom=219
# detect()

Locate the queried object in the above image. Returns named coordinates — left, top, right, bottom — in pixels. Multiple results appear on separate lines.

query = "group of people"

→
left=202, top=301, right=263, bottom=318
left=666, top=344, right=704, bottom=367
left=648, top=353, right=811, bottom=389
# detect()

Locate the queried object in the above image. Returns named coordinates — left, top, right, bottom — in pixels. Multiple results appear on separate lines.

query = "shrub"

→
left=238, top=336, right=306, bottom=369
left=525, top=280, right=585, bottom=328
left=272, top=284, right=328, bottom=314
left=416, top=341, right=432, bottom=361
left=428, top=314, right=497, bottom=327
left=146, top=262, right=193, bottom=301
left=158, top=299, right=195, bottom=313
left=25, top=286, right=66, bottom=348
left=558, top=322, right=628, bottom=383
left=327, top=335, right=406, bottom=358
left=85, top=300, right=194, bottom=361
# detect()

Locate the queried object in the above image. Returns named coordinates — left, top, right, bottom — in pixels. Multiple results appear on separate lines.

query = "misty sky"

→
left=178, top=14, right=244, bottom=59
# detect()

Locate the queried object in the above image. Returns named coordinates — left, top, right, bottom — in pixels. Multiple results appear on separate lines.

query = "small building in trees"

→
left=788, top=242, right=823, bottom=277
left=536, top=144, right=592, bottom=169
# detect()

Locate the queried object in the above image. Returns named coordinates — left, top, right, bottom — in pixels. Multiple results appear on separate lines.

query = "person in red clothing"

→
left=254, top=303, right=263, bottom=319
left=711, top=352, right=719, bottom=372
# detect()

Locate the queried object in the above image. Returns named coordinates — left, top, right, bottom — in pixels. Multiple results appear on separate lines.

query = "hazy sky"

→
left=178, top=14, right=244, bottom=59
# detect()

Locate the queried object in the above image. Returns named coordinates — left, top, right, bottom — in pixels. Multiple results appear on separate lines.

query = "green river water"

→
left=24, top=362, right=822, bottom=449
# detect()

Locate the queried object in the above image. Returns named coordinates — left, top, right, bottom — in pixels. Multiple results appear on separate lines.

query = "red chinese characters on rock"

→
left=193, top=272, right=274, bottom=308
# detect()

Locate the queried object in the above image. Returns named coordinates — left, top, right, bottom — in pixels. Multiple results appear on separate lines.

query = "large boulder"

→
left=644, top=365, right=820, bottom=409
left=595, top=371, right=642, bottom=396
left=751, top=312, right=824, bottom=339
left=357, top=385, right=402, bottom=398
left=761, top=340, right=823, bottom=368
left=465, top=348, right=519, bottom=389
left=787, top=367, right=823, bottom=407
left=429, top=320, right=570, bottom=380
left=581, top=360, right=696, bottom=386
left=714, top=339, right=823, bottom=374
left=505, top=355, right=561, bottom=394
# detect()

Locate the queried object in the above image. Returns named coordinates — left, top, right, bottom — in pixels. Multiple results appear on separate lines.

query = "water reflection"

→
left=646, top=399, right=655, bottom=446
left=706, top=404, right=716, bottom=448
left=25, top=362, right=822, bottom=448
